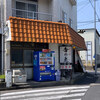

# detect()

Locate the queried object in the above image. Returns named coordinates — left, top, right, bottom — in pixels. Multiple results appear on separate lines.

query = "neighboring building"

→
left=0, top=0, right=86, bottom=81
left=78, top=28, right=100, bottom=70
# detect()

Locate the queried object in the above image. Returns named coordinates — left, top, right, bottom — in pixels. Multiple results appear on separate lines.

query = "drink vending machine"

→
left=33, top=51, right=55, bottom=81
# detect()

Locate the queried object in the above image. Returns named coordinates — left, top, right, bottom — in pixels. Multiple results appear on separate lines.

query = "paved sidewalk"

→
left=0, top=72, right=84, bottom=91
left=0, top=80, right=71, bottom=91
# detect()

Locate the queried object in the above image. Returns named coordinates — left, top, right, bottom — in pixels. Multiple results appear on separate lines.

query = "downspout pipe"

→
left=1, top=0, right=4, bottom=74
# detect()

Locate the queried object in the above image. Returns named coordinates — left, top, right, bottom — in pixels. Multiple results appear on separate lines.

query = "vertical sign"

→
left=60, top=46, right=72, bottom=69
left=60, top=46, right=72, bottom=64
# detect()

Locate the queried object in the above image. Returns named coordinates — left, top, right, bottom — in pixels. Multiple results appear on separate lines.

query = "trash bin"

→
left=55, top=70, right=61, bottom=81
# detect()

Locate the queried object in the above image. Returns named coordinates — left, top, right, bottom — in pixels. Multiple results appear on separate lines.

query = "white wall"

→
left=79, top=29, right=100, bottom=65
left=4, top=0, right=12, bottom=21
left=51, top=0, right=77, bottom=30
left=79, top=30, right=94, bottom=61
left=5, top=41, right=11, bottom=70
left=38, top=0, right=49, bottom=13
left=38, top=0, right=77, bottom=30
left=49, top=43, right=59, bottom=70
left=4, top=0, right=77, bottom=30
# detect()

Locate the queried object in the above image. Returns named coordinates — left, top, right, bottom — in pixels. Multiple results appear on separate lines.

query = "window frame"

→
left=10, top=42, right=49, bottom=68
left=62, top=11, right=67, bottom=23
left=11, top=48, right=34, bottom=68
left=69, top=18, right=73, bottom=28
left=15, top=0, right=38, bottom=19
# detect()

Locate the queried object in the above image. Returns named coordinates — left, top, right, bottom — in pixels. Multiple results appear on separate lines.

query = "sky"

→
left=77, top=0, right=100, bottom=33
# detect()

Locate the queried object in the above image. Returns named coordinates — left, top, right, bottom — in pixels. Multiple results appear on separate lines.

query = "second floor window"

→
left=62, top=11, right=67, bottom=23
left=69, top=18, right=73, bottom=28
left=15, top=1, right=38, bottom=19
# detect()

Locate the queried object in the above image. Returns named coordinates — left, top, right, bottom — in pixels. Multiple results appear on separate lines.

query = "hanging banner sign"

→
left=60, top=46, right=72, bottom=64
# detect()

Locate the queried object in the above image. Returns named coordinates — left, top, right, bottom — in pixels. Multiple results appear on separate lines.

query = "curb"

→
left=0, top=81, right=71, bottom=91
left=0, top=73, right=85, bottom=91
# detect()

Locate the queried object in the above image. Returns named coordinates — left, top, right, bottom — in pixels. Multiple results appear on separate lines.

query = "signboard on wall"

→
left=60, top=65, right=72, bottom=69
left=60, top=46, right=72, bottom=64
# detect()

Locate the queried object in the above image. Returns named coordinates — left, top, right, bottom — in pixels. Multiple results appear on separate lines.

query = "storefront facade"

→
left=11, top=42, right=48, bottom=79
left=5, top=17, right=86, bottom=80
left=0, top=0, right=77, bottom=75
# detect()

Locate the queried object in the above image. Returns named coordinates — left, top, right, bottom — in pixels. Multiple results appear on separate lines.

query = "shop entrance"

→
left=11, top=42, right=49, bottom=80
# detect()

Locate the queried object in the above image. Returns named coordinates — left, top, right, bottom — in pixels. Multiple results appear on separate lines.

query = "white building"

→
left=0, top=0, right=86, bottom=81
left=78, top=28, right=100, bottom=69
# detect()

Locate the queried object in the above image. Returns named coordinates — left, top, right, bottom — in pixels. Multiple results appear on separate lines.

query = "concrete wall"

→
left=4, top=0, right=12, bottom=21
left=5, top=41, right=11, bottom=71
left=4, top=0, right=77, bottom=30
left=79, top=30, right=95, bottom=61
left=38, top=0, right=49, bottom=13
left=79, top=29, right=100, bottom=67
left=49, top=43, right=59, bottom=70
left=51, top=0, right=77, bottom=30
left=3, top=0, right=77, bottom=79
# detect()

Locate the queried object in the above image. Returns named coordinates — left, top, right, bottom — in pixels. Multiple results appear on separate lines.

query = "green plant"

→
left=0, top=75, right=5, bottom=79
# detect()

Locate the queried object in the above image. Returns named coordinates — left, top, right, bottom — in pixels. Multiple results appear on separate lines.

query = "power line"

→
left=77, top=0, right=89, bottom=5
left=77, top=23, right=93, bottom=26
left=89, top=0, right=100, bottom=20
left=77, top=3, right=90, bottom=12
left=78, top=20, right=100, bottom=23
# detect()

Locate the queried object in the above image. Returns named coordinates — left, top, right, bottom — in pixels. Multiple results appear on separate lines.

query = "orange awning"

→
left=9, top=17, right=86, bottom=50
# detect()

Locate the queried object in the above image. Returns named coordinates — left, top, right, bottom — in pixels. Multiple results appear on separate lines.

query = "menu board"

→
left=39, top=53, right=53, bottom=65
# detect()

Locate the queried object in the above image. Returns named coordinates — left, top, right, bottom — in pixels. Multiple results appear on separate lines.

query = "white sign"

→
left=60, top=65, right=72, bottom=69
left=60, top=46, right=72, bottom=64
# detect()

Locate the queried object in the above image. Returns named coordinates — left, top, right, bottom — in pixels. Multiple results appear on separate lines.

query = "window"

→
left=28, top=4, right=37, bottom=19
left=15, top=1, right=37, bottom=19
left=62, top=11, right=67, bottom=23
left=16, top=2, right=26, bottom=10
left=24, top=50, right=33, bottom=66
left=11, top=49, right=33, bottom=67
left=11, top=42, right=49, bottom=67
left=86, top=41, right=92, bottom=66
left=69, top=18, right=73, bottom=28
left=11, top=49, right=23, bottom=66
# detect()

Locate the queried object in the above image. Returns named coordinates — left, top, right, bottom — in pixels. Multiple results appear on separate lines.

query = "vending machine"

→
left=33, top=50, right=55, bottom=81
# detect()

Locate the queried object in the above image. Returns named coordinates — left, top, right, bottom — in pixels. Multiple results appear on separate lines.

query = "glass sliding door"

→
left=24, top=50, right=33, bottom=67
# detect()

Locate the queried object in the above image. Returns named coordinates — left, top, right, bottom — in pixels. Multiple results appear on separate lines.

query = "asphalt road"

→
left=0, top=85, right=90, bottom=100
left=0, top=70, right=100, bottom=100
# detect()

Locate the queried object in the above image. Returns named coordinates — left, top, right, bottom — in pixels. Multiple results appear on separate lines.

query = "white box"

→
left=12, top=69, right=27, bottom=83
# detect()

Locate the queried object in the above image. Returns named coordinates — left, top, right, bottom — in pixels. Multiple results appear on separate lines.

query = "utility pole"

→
left=94, top=0, right=97, bottom=75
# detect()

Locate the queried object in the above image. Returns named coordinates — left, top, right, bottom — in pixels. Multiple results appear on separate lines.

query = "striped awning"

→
left=9, top=17, right=87, bottom=50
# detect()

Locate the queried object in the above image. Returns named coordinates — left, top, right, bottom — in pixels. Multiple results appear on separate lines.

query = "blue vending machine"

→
left=33, top=51, right=55, bottom=81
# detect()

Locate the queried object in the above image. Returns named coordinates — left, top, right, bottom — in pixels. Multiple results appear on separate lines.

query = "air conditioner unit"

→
left=12, top=69, right=27, bottom=83
left=69, top=0, right=76, bottom=6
